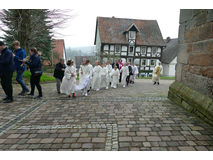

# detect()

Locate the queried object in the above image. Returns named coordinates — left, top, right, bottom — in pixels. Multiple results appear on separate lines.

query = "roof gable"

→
left=161, top=38, right=178, bottom=64
left=124, top=23, right=140, bottom=33
left=94, top=17, right=166, bottom=46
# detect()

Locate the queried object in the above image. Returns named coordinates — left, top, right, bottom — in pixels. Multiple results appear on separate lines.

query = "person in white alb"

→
left=131, top=63, right=139, bottom=84
left=79, top=58, right=91, bottom=96
left=152, top=61, right=163, bottom=85
left=60, top=60, right=77, bottom=98
left=106, top=60, right=112, bottom=89
left=100, top=63, right=108, bottom=89
left=92, top=61, right=102, bottom=91
left=110, top=66, right=120, bottom=89
left=87, top=60, right=93, bottom=93
left=121, top=63, right=129, bottom=87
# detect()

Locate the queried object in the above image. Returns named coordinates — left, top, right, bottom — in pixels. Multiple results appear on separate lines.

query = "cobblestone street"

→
left=0, top=79, right=213, bottom=151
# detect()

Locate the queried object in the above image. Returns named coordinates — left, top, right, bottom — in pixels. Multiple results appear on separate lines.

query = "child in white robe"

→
left=87, top=60, right=93, bottom=93
left=131, top=63, right=138, bottom=84
left=79, top=59, right=91, bottom=96
left=92, top=61, right=102, bottom=91
left=60, top=60, right=76, bottom=98
left=121, top=63, right=129, bottom=87
left=100, top=63, right=108, bottom=89
left=106, top=61, right=112, bottom=89
left=110, top=66, right=120, bottom=89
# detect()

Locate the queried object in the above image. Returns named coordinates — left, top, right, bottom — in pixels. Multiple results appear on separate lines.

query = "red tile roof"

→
left=94, top=17, right=166, bottom=47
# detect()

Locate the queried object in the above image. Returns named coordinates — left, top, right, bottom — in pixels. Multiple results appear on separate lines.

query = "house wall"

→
left=95, top=28, right=101, bottom=60
left=168, top=57, right=177, bottom=76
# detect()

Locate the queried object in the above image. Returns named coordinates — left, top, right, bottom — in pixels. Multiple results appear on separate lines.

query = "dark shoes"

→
left=18, top=90, right=29, bottom=96
left=3, top=98, right=13, bottom=103
left=153, top=82, right=160, bottom=85
left=34, top=95, right=42, bottom=99
left=2, top=97, right=9, bottom=101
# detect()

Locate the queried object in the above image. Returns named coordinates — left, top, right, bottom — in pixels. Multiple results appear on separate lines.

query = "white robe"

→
left=92, top=65, right=102, bottom=90
left=106, top=64, right=112, bottom=85
left=60, top=66, right=76, bottom=95
left=110, top=69, right=120, bottom=88
left=79, top=64, right=91, bottom=91
left=121, top=66, right=129, bottom=85
left=152, top=65, right=163, bottom=82
left=100, top=66, right=108, bottom=89
left=132, top=65, right=139, bottom=82
left=88, top=64, right=93, bottom=88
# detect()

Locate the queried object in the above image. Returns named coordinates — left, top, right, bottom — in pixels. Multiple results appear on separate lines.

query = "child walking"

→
left=60, top=60, right=76, bottom=98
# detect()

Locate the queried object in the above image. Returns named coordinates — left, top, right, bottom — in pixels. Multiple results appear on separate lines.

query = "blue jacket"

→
left=0, top=47, right=15, bottom=72
left=26, top=53, right=42, bottom=73
left=14, top=48, right=26, bottom=70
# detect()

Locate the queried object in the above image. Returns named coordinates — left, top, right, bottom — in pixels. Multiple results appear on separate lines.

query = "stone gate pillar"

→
left=168, top=9, right=213, bottom=125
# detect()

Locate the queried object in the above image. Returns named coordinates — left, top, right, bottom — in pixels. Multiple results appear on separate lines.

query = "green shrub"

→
left=13, top=71, right=55, bottom=83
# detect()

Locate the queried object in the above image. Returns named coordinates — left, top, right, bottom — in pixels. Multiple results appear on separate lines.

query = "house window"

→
left=115, top=45, right=121, bottom=53
left=122, top=46, right=127, bottom=51
left=156, top=47, right=161, bottom=57
left=150, top=59, right=155, bottom=66
left=104, top=45, right=109, bottom=51
left=128, top=46, right=134, bottom=56
left=110, top=45, right=114, bottom=51
left=129, top=31, right=136, bottom=39
left=129, top=46, right=134, bottom=53
left=147, top=47, right=151, bottom=52
left=134, top=59, right=140, bottom=65
left=141, top=46, right=146, bottom=57
left=152, top=47, right=157, bottom=57
left=141, top=59, right=146, bottom=66
left=141, top=47, right=146, bottom=53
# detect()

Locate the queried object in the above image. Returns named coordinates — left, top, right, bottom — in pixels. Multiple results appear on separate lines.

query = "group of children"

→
left=60, top=59, right=138, bottom=98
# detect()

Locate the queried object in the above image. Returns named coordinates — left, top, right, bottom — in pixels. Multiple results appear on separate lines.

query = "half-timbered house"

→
left=94, top=16, right=166, bottom=76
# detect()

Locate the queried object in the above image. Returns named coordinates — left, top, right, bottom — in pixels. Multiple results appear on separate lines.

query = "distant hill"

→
left=66, top=46, right=96, bottom=60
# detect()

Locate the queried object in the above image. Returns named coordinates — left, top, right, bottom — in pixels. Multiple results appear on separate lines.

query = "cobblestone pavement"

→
left=0, top=79, right=213, bottom=151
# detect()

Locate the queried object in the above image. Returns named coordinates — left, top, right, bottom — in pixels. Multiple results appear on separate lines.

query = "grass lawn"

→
left=12, top=71, right=56, bottom=83
left=137, top=76, right=175, bottom=80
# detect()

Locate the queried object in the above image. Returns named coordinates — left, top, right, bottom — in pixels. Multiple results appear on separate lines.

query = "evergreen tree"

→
left=0, top=9, right=53, bottom=64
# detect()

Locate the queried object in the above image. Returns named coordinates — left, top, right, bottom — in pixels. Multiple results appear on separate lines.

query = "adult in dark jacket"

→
left=13, top=41, right=29, bottom=95
left=24, top=47, right=42, bottom=98
left=0, top=41, right=15, bottom=103
left=53, top=58, right=66, bottom=94
left=126, top=63, right=133, bottom=86
left=112, top=60, right=119, bottom=69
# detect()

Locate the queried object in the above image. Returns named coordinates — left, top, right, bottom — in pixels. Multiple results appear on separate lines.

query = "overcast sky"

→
left=58, top=1, right=180, bottom=48
left=1, top=0, right=211, bottom=48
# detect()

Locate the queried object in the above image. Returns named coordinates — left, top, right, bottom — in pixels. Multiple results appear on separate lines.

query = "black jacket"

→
left=53, top=62, right=66, bottom=80
left=26, top=54, right=42, bottom=74
left=128, top=65, right=133, bottom=75
left=112, top=63, right=119, bottom=69
left=0, top=47, right=15, bottom=72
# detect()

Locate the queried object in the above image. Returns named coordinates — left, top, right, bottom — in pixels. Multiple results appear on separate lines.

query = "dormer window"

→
left=129, top=31, right=136, bottom=39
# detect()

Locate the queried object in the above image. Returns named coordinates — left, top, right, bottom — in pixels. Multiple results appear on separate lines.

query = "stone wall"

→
left=176, top=9, right=213, bottom=97
left=169, top=9, right=213, bottom=125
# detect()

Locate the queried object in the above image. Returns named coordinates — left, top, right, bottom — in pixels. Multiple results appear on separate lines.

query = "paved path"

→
left=0, top=79, right=213, bottom=151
